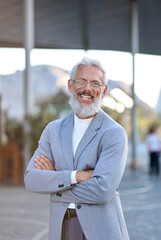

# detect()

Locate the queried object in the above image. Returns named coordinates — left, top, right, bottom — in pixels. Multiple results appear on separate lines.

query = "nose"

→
left=84, top=81, right=92, bottom=91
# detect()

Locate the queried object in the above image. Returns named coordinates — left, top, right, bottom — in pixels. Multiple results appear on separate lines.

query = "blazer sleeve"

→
left=24, top=123, right=73, bottom=194
left=51, top=127, right=128, bottom=204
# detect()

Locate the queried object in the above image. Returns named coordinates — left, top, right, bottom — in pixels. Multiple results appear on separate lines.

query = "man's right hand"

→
left=34, top=155, right=55, bottom=171
left=76, top=170, right=93, bottom=183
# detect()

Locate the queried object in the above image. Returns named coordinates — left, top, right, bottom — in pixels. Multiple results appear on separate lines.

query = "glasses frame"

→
left=71, top=79, right=105, bottom=88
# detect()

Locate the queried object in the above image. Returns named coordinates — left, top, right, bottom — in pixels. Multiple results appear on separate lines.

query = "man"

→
left=25, top=57, right=130, bottom=240
left=147, top=126, right=161, bottom=176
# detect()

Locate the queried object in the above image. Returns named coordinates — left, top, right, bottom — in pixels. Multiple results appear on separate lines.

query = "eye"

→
left=91, top=81, right=100, bottom=87
left=77, top=79, right=86, bottom=85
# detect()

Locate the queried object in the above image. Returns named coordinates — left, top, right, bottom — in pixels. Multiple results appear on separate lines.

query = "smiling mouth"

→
left=80, top=94, right=92, bottom=99
left=78, top=91, right=94, bottom=99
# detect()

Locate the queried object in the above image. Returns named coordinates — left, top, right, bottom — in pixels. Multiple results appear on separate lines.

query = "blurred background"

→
left=0, top=49, right=161, bottom=175
left=0, top=0, right=161, bottom=240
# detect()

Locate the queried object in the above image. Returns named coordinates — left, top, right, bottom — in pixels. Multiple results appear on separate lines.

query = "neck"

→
left=76, top=113, right=96, bottom=119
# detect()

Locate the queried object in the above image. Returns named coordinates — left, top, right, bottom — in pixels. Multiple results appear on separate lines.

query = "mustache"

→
left=77, top=91, right=94, bottom=98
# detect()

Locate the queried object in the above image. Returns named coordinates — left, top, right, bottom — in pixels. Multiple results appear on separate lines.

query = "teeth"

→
left=81, top=95, right=92, bottom=99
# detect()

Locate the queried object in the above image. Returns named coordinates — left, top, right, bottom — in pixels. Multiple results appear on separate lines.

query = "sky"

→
left=0, top=48, right=161, bottom=108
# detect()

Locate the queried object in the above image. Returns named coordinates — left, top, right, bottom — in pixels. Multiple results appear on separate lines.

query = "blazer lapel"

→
left=74, top=110, right=105, bottom=169
left=61, top=113, right=74, bottom=170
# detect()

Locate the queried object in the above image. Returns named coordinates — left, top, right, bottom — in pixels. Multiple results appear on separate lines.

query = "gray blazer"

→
left=24, top=109, right=130, bottom=240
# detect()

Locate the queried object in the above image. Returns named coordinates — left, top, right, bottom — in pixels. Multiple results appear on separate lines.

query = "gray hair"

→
left=70, top=57, right=107, bottom=84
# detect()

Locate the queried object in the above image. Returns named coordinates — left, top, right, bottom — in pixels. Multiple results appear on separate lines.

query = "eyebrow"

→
left=77, top=78, right=101, bottom=82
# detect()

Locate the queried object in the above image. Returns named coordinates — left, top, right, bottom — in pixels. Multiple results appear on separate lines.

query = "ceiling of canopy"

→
left=0, top=0, right=161, bottom=55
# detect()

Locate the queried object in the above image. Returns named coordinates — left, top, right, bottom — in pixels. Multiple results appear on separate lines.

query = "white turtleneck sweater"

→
left=68, top=114, right=93, bottom=209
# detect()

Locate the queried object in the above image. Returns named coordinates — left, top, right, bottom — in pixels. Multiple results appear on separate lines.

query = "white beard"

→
left=69, top=90, right=103, bottom=118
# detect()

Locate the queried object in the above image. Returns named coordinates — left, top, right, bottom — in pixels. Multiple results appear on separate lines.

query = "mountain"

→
left=107, top=79, right=153, bottom=113
left=155, top=88, right=161, bottom=118
left=0, top=65, right=69, bottom=120
left=0, top=65, right=153, bottom=120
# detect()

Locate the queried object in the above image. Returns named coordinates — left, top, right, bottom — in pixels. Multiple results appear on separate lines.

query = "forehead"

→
left=75, top=65, right=104, bottom=82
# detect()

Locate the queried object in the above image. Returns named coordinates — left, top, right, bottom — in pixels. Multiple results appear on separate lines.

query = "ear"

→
left=102, top=85, right=108, bottom=98
left=68, top=79, right=73, bottom=93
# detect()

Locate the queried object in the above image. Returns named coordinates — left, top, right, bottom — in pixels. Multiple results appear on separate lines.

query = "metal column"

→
left=130, top=0, right=139, bottom=168
left=0, top=95, right=2, bottom=146
left=23, top=0, right=35, bottom=169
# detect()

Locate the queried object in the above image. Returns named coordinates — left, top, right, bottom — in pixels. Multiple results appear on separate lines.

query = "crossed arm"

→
left=25, top=124, right=128, bottom=204
left=34, top=155, right=93, bottom=183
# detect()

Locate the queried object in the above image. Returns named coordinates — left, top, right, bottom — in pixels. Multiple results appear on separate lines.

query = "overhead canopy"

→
left=0, top=0, right=161, bottom=55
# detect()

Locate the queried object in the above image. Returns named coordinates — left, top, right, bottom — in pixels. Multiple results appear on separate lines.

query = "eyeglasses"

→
left=71, top=79, right=105, bottom=88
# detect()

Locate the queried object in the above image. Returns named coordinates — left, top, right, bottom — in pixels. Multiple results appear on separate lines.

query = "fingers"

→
left=34, top=155, right=55, bottom=170
left=35, top=156, right=46, bottom=169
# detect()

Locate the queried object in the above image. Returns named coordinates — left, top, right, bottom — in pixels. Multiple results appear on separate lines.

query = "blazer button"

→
left=56, top=193, right=62, bottom=197
left=77, top=205, right=81, bottom=209
left=58, top=184, right=64, bottom=188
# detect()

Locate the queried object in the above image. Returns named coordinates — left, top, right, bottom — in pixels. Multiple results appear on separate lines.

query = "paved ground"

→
left=120, top=168, right=161, bottom=240
left=0, top=166, right=161, bottom=240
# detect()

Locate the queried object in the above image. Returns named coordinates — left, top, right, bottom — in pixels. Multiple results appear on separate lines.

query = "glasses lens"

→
left=91, top=81, right=101, bottom=88
left=74, top=79, right=103, bottom=88
left=73, top=79, right=86, bottom=86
